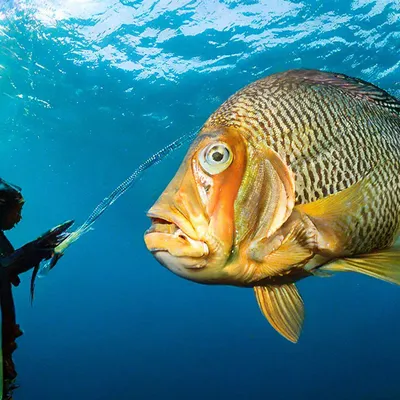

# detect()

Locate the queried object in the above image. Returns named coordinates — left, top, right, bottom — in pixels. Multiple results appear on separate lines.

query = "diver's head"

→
left=0, top=179, right=24, bottom=230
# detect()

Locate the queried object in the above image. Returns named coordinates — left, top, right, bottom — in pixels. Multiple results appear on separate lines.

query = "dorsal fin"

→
left=289, top=69, right=400, bottom=115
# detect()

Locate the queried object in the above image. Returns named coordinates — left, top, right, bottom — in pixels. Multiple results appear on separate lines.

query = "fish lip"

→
left=151, top=249, right=206, bottom=270
left=145, top=212, right=209, bottom=263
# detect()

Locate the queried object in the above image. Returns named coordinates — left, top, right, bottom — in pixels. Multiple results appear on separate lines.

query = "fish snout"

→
left=144, top=203, right=210, bottom=277
left=145, top=212, right=208, bottom=255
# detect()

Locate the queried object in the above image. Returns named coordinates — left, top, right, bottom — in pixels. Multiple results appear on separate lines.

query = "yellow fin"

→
left=295, top=173, right=378, bottom=255
left=254, top=283, right=304, bottom=343
left=295, top=173, right=374, bottom=220
left=320, top=245, right=400, bottom=285
left=263, top=239, right=312, bottom=272
left=249, top=218, right=315, bottom=276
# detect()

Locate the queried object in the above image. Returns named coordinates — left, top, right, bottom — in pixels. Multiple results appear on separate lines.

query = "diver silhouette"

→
left=0, top=178, right=72, bottom=398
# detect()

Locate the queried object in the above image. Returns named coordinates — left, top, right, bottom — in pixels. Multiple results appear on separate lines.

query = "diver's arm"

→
left=0, top=220, right=73, bottom=281
left=0, top=241, right=51, bottom=277
left=2, top=238, right=52, bottom=271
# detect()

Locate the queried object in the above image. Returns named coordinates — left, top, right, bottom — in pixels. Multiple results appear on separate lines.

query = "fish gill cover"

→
left=0, top=0, right=399, bottom=399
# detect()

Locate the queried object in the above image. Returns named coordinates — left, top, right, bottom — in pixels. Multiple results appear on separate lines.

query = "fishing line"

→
left=38, top=129, right=198, bottom=277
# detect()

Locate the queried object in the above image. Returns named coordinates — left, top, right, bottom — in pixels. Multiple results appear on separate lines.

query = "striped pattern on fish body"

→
left=144, top=69, right=400, bottom=343
left=201, top=69, right=400, bottom=255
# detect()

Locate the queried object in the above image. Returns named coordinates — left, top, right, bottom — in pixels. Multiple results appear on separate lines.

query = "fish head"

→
left=144, top=127, right=295, bottom=285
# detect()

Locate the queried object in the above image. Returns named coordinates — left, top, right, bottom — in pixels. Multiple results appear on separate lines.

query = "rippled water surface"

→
left=0, top=1, right=400, bottom=399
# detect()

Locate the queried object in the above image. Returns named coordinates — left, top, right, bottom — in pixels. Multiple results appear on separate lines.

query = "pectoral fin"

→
left=320, top=245, right=400, bottom=285
left=295, top=173, right=373, bottom=220
left=295, top=173, right=376, bottom=255
left=254, top=283, right=304, bottom=343
left=249, top=216, right=316, bottom=277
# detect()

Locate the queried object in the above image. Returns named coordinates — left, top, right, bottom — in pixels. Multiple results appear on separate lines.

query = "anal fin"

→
left=254, top=283, right=304, bottom=343
left=320, top=245, right=400, bottom=285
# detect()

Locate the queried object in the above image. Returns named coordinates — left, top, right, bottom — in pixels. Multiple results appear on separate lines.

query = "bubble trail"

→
left=38, top=130, right=198, bottom=277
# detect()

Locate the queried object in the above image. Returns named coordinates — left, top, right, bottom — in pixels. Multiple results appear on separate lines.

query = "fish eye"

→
left=199, top=142, right=233, bottom=175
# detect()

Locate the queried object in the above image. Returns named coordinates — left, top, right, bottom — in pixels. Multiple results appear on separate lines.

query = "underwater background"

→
left=0, top=0, right=400, bottom=399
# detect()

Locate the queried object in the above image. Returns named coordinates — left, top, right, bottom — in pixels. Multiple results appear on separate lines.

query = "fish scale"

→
left=202, top=69, right=400, bottom=254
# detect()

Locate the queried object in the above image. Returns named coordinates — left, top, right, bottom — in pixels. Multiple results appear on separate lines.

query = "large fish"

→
left=144, top=69, right=400, bottom=343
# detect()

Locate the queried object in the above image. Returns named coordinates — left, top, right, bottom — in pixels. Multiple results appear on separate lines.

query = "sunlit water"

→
left=0, top=1, right=399, bottom=399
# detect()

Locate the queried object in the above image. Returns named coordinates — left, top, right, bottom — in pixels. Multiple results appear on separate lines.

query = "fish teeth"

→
left=174, top=229, right=210, bottom=256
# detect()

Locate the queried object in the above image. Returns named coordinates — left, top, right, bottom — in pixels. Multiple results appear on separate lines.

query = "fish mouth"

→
left=145, top=216, right=180, bottom=236
left=144, top=213, right=209, bottom=270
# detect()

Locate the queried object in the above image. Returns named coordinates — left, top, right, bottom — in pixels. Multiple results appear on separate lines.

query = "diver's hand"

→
left=0, top=220, right=74, bottom=276
left=33, top=219, right=74, bottom=256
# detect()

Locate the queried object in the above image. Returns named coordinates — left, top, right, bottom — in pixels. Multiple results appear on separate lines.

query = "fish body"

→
left=144, top=69, right=400, bottom=342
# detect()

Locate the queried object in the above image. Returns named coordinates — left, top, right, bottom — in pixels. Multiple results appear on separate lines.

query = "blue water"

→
left=0, top=1, right=399, bottom=399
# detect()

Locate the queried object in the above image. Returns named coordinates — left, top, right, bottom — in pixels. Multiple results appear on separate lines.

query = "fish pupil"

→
left=212, top=151, right=224, bottom=162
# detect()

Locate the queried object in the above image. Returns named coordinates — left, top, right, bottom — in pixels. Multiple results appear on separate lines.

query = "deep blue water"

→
left=0, top=0, right=400, bottom=399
